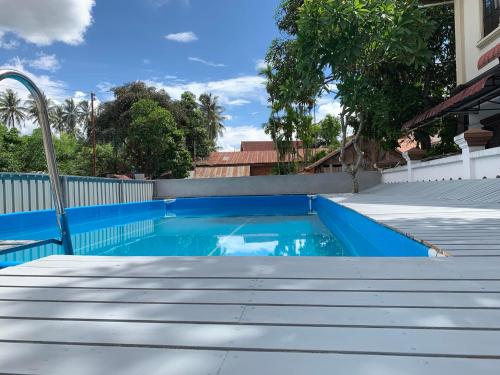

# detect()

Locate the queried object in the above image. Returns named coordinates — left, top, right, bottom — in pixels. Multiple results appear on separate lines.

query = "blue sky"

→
left=0, top=0, right=340, bottom=149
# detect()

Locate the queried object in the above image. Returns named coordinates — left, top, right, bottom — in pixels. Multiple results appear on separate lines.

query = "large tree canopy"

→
left=127, top=99, right=192, bottom=179
left=265, top=0, right=454, bottom=191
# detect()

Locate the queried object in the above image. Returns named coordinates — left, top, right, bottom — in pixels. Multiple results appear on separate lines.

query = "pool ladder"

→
left=0, top=70, right=73, bottom=255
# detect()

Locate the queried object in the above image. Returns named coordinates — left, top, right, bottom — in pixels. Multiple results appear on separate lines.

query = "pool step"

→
left=0, top=239, right=61, bottom=256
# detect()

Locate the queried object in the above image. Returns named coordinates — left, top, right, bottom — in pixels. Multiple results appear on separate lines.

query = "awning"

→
left=403, top=73, right=500, bottom=130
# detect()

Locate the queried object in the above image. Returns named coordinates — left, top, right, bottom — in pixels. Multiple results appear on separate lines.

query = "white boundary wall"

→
left=382, top=147, right=500, bottom=183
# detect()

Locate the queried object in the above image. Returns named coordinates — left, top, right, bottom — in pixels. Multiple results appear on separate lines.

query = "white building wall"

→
left=455, top=0, right=500, bottom=85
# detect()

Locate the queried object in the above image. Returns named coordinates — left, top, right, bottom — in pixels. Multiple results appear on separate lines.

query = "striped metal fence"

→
left=0, top=173, right=154, bottom=214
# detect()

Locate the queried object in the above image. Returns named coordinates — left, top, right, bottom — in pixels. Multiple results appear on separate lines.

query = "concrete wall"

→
left=155, top=171, right=381, bottom=198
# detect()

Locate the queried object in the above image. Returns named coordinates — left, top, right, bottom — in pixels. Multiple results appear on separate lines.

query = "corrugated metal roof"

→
left=240, top=141, right=302, bottom=151
left=192, top=166, right=251, bottom=179
left=197, top=151, right=279, bottom=166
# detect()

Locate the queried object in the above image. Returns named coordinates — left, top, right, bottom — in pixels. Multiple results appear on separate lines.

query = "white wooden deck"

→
left=329, top=180, right=500, bottom=257
left=1, top=181, right=500, bottom=374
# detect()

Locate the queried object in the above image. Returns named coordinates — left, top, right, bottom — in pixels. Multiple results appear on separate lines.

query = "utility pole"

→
left=91, top=92, right=96, bottom=176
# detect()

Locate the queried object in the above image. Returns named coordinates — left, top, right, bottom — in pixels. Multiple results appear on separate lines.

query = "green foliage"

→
left=177, top=92, right=212, bottom=160
left=0, top=79, right=225, bottom=178
left=199, top=93, right=225, bottom=145
left=318, top=115, right=341, bottom=149
left=0, top=89, right=27, bottom=129
left=127, top=99, right=192, bottom=179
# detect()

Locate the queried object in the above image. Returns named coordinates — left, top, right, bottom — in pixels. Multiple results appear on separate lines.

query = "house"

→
left=193, top=141, right=325, bottom=178
left=405, top=0, right=500, bottom=149
left=193, top=150, right=279, bottom=178
left=304, top=138, right=405, bottom=174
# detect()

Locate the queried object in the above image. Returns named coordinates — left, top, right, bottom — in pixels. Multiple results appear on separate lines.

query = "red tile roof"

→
left=198, top=151, right=279, bottom=166
left=478, top=43, right=500, bottom=70
left=403, top=74, right=497, bottom=130
left=192, top=166, right=250, bottom=179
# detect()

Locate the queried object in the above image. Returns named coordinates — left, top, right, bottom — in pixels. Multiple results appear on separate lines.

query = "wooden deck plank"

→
left=2, top=301, right=500, bottom=329
left=0, top=342, right=226, bottom=375
left=2, top=275, right=500, bottom=291
left=2, top=287, right=500, bottom=308
left=1, top=318, right=500, bottom=357
left=1, top=343, right=498, bottom=375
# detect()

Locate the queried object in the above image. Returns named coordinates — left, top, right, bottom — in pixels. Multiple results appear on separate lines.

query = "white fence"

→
left=0, top=173, right=154, bottom=214
left=382, top=147, right=500, bottom=183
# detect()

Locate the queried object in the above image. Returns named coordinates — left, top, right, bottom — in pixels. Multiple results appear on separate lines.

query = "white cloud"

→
left=255, top=59, right=267, bottom=71
left=217, top=125, right=271, bottom=151
left=188, top=57, right=226, bottom=68
left=142, top=59, right=151, bottom=65
left=0, top=0, right=95, bottom=46
left=145, top=75, right=266, bottom=107
left=0, top=31, right=19, bottom=49
left=224, top=115, right=233, bottom=121
left=226, top=99, right=251, bottom=106
left=316, top=96, right=343, bottom=121
left=29, top=53, right=61, bottom=72
left=165, top=31, right=198, bottom=43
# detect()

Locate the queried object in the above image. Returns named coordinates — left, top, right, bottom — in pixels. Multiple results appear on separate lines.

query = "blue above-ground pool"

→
left=0, top=195, right=435, bottom=265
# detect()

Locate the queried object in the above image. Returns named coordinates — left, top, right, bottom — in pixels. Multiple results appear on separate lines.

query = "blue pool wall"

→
left=313, top=195, right=431, bottom=257
left=165, top=195, right=310, bottom=217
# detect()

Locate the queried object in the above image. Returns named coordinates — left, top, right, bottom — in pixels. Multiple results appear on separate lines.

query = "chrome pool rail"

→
left=0, top=70, right=73, bottom=255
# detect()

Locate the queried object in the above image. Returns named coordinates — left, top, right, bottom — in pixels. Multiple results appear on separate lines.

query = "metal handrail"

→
left=0, top=70, right=73, bottom=254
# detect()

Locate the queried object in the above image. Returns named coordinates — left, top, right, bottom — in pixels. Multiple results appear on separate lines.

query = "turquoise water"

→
left=2, top=214, right=350, bottom=262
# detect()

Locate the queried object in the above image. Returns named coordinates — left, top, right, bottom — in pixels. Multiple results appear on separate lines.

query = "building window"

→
left=484, top=0, right=500, bottom=37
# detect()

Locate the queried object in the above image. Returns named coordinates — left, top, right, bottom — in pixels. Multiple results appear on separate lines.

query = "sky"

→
left=0, top=0, right=341, bottom=150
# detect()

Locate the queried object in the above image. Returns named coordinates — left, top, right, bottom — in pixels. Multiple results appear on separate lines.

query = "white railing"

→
left=0, top=173, right=154, bottom=214
left=382, top=146, right=500, bottom=183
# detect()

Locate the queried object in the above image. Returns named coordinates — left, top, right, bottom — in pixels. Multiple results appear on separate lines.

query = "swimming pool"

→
left=0, top=195, right=435, bottom=265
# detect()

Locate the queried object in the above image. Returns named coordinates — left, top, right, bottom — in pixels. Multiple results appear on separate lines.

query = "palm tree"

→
left=60, top=98, right=80, bottom=135
left=51, top=105, right=66, bottom=133
left=199, top=93, right=225, bottom=142
left=25, top=93, right=56, bottom=126
left=0, top=89, right=27, bottom=129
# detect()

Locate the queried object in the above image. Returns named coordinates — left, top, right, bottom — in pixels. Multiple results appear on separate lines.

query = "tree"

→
left=51, top=105, right=66, bottom=133
left=199, top=93, right=225, bottom=144
left=96, top=81, right=176, bottom=147
left=24, top=93, right=56, bottom=126
left=290, top=0, right=431, bottom=192
left=127, top=99, right=192, bottom=178
left=177, top=92, right=211, bottom=160
left=318, top=115, right=341, bottom=149
left=60, top=98, right=81, bottom=135
left=0, top=123, right=23, bottom=171
left=0, top=89, right=27, bottom=129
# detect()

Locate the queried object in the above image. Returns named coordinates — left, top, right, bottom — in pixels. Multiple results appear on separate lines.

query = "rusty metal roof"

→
left=198, top=151, right=279, bottom=166
left=192, top=166, right=250, bottom=179
left=240, top=141, right=302, bottom=151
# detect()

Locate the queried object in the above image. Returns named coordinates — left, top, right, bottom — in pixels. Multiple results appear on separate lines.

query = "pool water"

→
left=0, top=195, right=432, bottom=264
left=82, top=215, right=349, bottom=257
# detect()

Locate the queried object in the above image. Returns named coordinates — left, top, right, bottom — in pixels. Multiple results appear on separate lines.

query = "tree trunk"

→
left=339, top=110, right=348, bottom=173
left=349, top=112, right=365, bottom=194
